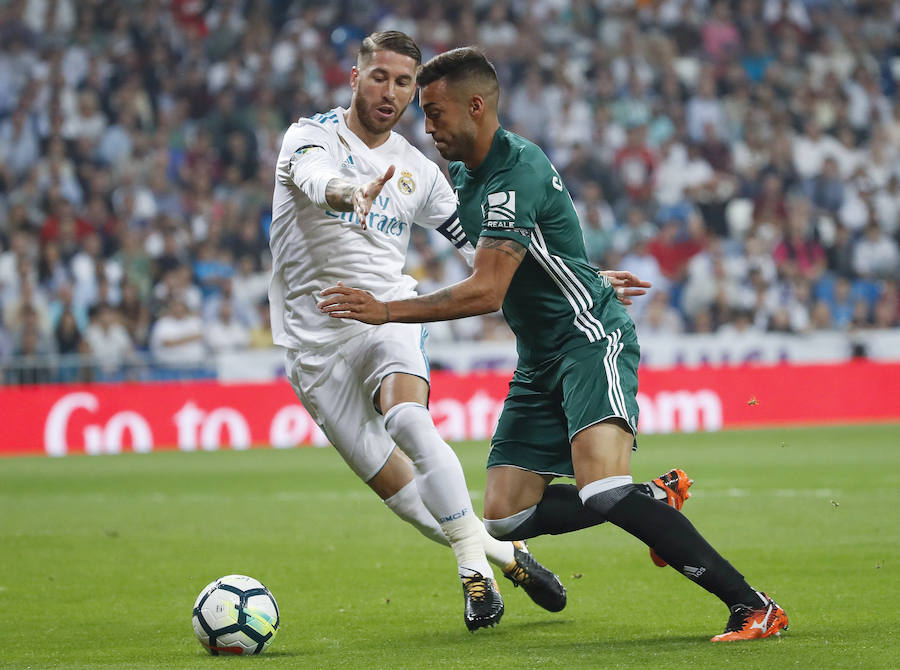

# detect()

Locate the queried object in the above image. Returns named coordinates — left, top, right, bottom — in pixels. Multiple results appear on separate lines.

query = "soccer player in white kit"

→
left=268, top=31, right=566, bottom=631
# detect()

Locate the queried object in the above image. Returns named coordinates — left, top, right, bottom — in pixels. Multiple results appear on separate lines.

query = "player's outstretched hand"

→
left=318, top=282, right=389, bottom=324
left=353, top=165, right=395, bottom=229
left=600, top=270, right=652, bottom=306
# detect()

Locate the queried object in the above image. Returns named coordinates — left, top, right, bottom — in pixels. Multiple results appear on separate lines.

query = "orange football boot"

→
left=711, top=592, right=789, bottom=642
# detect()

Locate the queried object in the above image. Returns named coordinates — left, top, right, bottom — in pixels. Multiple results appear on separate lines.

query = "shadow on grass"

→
left=190, top=649, right=310, bottom=660
left=395, top=622, right=711, bottom=649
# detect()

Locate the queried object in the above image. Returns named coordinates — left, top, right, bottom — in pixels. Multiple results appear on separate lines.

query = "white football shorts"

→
left=284, top=322, right=430, bottom=481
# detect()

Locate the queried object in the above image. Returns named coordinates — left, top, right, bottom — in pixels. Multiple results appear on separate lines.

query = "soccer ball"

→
left=192, top=574, right=280, bottom=655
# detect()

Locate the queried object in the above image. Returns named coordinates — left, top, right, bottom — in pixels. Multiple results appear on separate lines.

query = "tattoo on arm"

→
left=419, top=287, right=455, bottom=305
left=325, top=179, right=358, bottom=211
left=477, top=236, right=528, bottom=261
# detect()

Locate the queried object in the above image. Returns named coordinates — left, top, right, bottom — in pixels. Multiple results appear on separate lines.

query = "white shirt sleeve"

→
left=415, top=167, right=476, bottom=267
left=276, top=122, right=344, bottom=210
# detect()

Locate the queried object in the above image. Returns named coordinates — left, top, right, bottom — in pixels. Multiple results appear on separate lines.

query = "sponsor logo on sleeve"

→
left=483, top=191, right=517, bottom=229
left=484, top=191, right=516, bottom=221
left=294, top=144, right=325, bottom=155
left=482, top=191, right=530, bottom=239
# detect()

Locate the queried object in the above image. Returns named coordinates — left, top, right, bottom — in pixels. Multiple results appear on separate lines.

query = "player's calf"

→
left=640, top=468, right=693, bottom=567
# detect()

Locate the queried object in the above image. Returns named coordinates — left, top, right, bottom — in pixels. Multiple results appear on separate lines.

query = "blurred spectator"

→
left=649, top=216, right=706, bottom=284
left=826, top=224, right=857, bottom=279
left=205, top=301, right=250, bottom=354
left=614, top=123, right=656, bottom=206
left=822, top=278, right=858, bottom=330
left=850, top=299, right=872, bottom=330
left=773, top=197, right=826, bottom=282
left=853, top=223, right=900, bottom=280
left=203, top=278, right=256, bottom=327
left=12, top=304, right=54, bottom=360
left=612, top=206, right=657, bottom=255
left=682, top=244, right=742, bottom=324
left=753, top=173, right=789, bottom=235
left=231, top=254, right=269, bottom=309
left=809, top=157, right=844, bottom=215
left=874, top=175, right=900, bottom=236
left=8, top=324, right=53, bottom=385
left=702, top=1, right=741, bottom=63
left=48, top=282, right=87, bottom=332
left=732, top=124, right=770, bottom=183
left=809, top=300, right=834, bottom=331
left=717, top=309, right=759, bottom=337
left=698, top=122, right=732, bottom=173
left=792, top=119, right=842, bottom=183
left=686, top=70, right=727, bottom=142
left=37, top=241, right=71, bottom=296
left=62, top=90, right=107, bottom=142
left=113, top=229, right=152, bottom=300
left=249, top=301, right=273, bottom=349
left=55, top=309, right=82, bottom=356
left=576, top=181, right=616, bottom=266
left=118, top=281, right=151, bottom=349
left=84, top=304, right=134, bottom=378
left=0, top=107, right=40, bottom=179
left=636, top=291, right=685, bottom=335
left=622, top=238, right=669, bottom=319
left=193, top=241, right=233, bottom=299
left=873, top=285, right=899, bottom=329
left=4, top=276, right=50, bottom=336
left=149, top=298, right=205, bottom=369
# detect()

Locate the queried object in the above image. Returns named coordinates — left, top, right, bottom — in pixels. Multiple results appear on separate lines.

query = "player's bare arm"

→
left=600, top=270, right=652, bottom=306
left=324, top=165, right=395, bottom=229
left=318, top=236, right=526, bottom=324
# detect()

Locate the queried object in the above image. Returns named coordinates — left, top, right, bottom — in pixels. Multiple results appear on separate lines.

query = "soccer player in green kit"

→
left=320, top=47, right=788, bottom=642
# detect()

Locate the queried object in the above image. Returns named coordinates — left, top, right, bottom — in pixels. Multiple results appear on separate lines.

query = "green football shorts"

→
left=487, top=324, right=640, bottom=478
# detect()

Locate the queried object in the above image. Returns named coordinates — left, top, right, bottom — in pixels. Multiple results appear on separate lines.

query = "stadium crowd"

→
left=0, top=0, right=898, bottom=383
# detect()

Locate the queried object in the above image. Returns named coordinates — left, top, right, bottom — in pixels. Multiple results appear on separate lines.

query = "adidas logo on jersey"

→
left=340, top=155, right=355, bottom=169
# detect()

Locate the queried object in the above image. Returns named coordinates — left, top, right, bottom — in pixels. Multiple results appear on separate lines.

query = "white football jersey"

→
left=269, top=107, right=471, bottom=350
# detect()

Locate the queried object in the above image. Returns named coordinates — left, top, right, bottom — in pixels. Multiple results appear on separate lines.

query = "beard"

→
left=354, top=93, right=404, bottom=136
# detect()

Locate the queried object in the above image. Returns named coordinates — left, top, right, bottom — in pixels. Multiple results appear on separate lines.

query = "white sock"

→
left=442, top=513, right=495, bottom=579
left=480, top=522, right=516, bottom=569
left=384, top=402, right=493, bottom=578
left=383, top=480, right=516, bottom=570
left=383, top=480, right=448, bottom=546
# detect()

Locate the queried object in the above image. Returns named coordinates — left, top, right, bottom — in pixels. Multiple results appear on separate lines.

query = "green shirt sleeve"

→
left=478, top=163, right=547, bottom=249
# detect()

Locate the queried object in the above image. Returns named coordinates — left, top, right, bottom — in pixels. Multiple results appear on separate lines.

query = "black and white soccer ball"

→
left=192, top=574, right=280, bottom=655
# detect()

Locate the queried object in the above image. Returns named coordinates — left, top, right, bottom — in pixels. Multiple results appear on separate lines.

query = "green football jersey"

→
left=449, top=128, right=632, bottom=363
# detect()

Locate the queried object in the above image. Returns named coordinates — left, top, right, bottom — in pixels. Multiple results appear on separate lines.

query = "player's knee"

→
left=383, top=401, right=452, bottom=465
left=383, top=401, right=431, bottom=442
left=579, top=475, right=635, bottom=515
left=483, top=505, right=537, bottom=540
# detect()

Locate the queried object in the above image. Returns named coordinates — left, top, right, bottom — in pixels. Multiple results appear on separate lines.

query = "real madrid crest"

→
left=398, top=170, right=415, bottom=195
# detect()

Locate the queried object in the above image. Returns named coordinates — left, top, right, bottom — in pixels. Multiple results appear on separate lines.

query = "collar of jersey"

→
left=335, top=106, right=398, bottom=155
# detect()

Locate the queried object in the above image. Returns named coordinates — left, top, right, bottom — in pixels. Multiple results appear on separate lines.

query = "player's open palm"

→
left=353, top=165, right=395, bottom=229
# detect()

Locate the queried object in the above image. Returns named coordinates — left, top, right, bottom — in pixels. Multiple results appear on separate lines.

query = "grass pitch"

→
left=2, top=424, right=897, bottom=669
